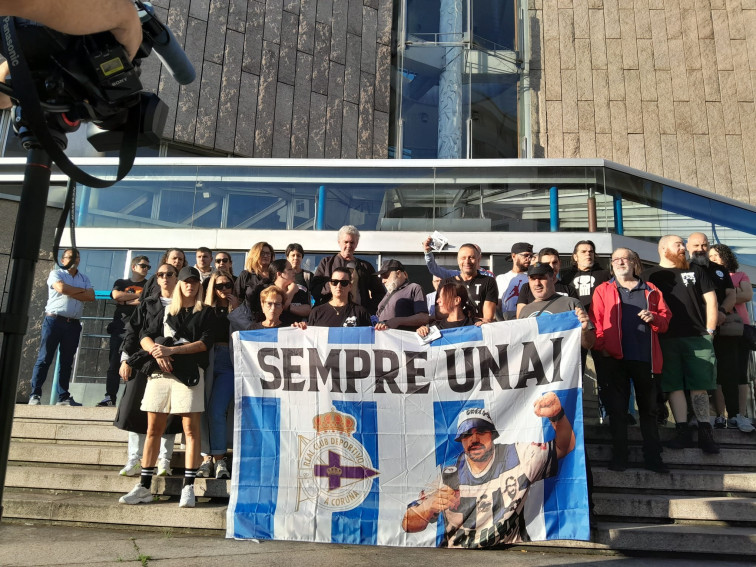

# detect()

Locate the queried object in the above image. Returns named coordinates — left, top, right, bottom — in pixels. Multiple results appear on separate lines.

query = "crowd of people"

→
left=28, top=226, right=755, bottom=508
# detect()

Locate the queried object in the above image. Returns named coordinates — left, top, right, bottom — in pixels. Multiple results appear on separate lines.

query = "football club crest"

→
left=297, top=408, right=379, bottom=511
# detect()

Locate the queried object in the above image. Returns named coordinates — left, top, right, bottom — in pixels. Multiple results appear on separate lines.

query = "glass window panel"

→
left=472, top=0, right=515, bottom=50
left=77, top=249, right=128, bottom=292
left=470, top=75, right=519, bottom=158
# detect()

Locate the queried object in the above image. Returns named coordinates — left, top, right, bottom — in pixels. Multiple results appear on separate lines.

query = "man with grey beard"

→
left=374, top=259, right=429, bottom=332
left=642, top=235, right=720, bottom=454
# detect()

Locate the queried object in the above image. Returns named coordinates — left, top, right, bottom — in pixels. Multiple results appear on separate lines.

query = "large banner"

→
left=227, top=313, right=590, bottom=547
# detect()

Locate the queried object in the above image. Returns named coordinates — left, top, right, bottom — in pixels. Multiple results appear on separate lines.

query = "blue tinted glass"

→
left=472, top=0, right=515, bottom=50
left=470, top=75, right=519, bottom=158
left=76, top=250, right=128, bottom=291
left=406, top=0, right=441, bottom=36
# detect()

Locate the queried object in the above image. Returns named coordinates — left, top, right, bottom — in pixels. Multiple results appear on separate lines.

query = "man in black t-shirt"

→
left=642, top=235, right=720, bottom=454
left=441, top=244, right=498, bottom=322
left=98, top=256, right=150, bottom=407
left=687, top=232, right=736, bottom=431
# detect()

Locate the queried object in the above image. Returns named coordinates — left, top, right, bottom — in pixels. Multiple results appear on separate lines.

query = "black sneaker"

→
left=608, top=457, right=627, bottom=472
left=644, top=459, right=670, bottom=474
left=698, top=422, right=720, bottom=454
left=56, top=396, right=82, bottom=407
left=664, top=423, right=694, bottom=449
left=96, top=396, right=116, bottom=407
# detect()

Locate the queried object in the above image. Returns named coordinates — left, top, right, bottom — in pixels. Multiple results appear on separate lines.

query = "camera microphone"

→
left=137, top=2, right=195, bottom=85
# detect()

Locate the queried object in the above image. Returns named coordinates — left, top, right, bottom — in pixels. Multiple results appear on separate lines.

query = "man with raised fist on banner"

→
left=402, top=398, right=575, bottom=548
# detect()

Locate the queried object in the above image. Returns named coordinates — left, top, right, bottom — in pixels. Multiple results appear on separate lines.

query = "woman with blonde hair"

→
left=119, top=266, right=215, bottom=508
left=234, top=242, right=275, bottom=320
left=197, top=270, right=239, bottom=479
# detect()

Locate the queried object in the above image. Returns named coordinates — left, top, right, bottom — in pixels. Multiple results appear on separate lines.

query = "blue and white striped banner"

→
left=228, top=312, right=589, bottom=547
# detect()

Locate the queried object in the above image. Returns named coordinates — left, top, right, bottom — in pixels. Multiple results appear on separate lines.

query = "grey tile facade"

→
left=142, top=0, right=391, bottom=158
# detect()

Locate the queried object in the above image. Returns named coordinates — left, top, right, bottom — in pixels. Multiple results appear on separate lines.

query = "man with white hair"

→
left=642, top=235, right=720, bottom=454
left=312, top=225, right=386, bottom=315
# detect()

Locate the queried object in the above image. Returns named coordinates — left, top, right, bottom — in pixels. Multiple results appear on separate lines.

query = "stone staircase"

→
left=3, top=405, right=756, bottom=555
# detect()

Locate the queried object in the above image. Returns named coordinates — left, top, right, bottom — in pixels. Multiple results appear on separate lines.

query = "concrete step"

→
left=593, top=493, right=756, bottom=523
left=13, top=404, right=118, bottom=423
left=585, top=423, right=756, bottom=447
left=5, top=464, right=231, bottom=498
left=5, top=489, right=756, bottom=557
left=528, top=521, right=756, bottom=556
left=586, top=444, right=756, bottom=469
left=2, top=490, right=227, bottom=531
left=11, top=420, right=130, bottom=444
left=593, top=466, right=756, bottom=494
left=10, top=441, right=137, bottom=467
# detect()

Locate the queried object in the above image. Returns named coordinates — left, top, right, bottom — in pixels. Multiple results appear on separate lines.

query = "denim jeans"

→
left=127, top=431, right=175, bottom=462
left=208, top=345, right=234, bottom=454
left=30, top=315, right=82, bottom=401
left=105, top=318, right=126, bottom=400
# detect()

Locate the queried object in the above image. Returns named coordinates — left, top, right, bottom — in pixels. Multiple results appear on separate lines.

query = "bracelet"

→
left=549, top=408, right=565, bottom=423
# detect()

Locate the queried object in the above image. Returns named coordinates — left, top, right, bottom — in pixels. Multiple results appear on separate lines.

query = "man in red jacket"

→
left=590, top=248, right=672, bottom=473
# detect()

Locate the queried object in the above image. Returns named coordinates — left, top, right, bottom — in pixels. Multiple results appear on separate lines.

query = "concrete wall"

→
left=143, top=0, right=392, bottom=158
left=0, top=199, right=60, bottom=401
left=529, top=0, right=756, bottom=204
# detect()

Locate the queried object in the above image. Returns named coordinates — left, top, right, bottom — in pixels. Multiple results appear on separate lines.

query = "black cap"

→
left=511, top=242, right=533, bottom=255
left=178, top=266, right=201, bottom=281
left=527, top=263, right=554, bottom=277
left=377, top=259, right=405, bottom=277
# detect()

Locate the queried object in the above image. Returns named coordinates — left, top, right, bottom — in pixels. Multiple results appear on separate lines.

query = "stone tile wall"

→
left=144, top=0, right=391, bottom=158
left=530, top=0, right=756, bottom=203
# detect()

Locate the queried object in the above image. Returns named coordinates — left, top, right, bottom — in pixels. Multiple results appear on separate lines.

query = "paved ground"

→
left=0, top=523, right=752, bottom=567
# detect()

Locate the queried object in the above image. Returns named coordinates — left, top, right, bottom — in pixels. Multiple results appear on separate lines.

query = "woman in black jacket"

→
left=119, top=266, right=215, bottom=509
left=234, top=241, right=274, bottom=321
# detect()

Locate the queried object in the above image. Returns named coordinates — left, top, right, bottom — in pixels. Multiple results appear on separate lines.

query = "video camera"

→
left=0, top=1, right=194, bottom=151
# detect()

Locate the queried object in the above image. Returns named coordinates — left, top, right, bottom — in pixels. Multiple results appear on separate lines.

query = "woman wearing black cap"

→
left=119, top=266, right=215, bottom=509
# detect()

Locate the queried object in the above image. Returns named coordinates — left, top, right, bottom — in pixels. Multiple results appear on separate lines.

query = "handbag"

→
left=719, top=311, right=744, bottom=337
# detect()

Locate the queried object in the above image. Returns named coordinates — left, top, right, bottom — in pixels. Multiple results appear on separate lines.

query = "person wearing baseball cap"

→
left=519, top=262, right=595, bottom=350
left=495, top=242, right=534, bottom=320
left=402, top=396, right=576, bottom=547
left=374, top=259, right=429, bottom=331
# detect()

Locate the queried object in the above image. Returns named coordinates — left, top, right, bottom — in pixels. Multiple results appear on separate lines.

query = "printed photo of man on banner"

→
left=227, top=312, right=590, bottom=547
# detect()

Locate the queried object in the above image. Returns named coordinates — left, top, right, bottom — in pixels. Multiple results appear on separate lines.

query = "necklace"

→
left=331, top=303, right=345, bottom=317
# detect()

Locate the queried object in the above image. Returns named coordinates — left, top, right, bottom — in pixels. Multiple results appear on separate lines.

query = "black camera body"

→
left=1, top=2, right=192, bottom=152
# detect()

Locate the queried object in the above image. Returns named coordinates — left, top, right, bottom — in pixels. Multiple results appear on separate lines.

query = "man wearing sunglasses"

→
left=98, top=256, right=151, bottom=407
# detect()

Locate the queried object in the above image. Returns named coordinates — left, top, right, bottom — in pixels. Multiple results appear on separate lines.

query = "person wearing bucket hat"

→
left=374, top=259, right=429, bottom=331
left=402, top=395, right=575, bottom=547
left=495, top=242, right=533, bottom=320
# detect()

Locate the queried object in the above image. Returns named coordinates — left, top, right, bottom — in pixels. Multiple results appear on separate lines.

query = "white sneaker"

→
left=735, top=414, right=755, bottom=433
left=156, top=458, right=173, bottom=476
left=179, top=484, right=195, bottom=508
left=215, top=458, right=230, bottom=479
left=196, top=459, right=214, bottom=478
left=119, top=483, right=153, bottom=505
left=119, top=459, right=141, bottom=477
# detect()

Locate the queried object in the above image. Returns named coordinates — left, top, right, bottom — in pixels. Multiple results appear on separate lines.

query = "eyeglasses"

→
left=215, top=258, right=230, bottom=264
left=260, top=251, right=272, bottom=257
left=611, top=257, right=632, bottom=264
left=156, top=272, right=175, bottom=278
left=517, top=253, right=534, bottom=259
left=264, top=301, right=283, bottom=308
left=330, top=279, right=351, bottom=287
left=215, top=282, right=233, bottom=290
left=136, top=263, right=151, bottom=269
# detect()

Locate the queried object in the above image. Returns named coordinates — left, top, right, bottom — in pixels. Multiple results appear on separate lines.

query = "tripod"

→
left=0, top=112, right=73, bottom=519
